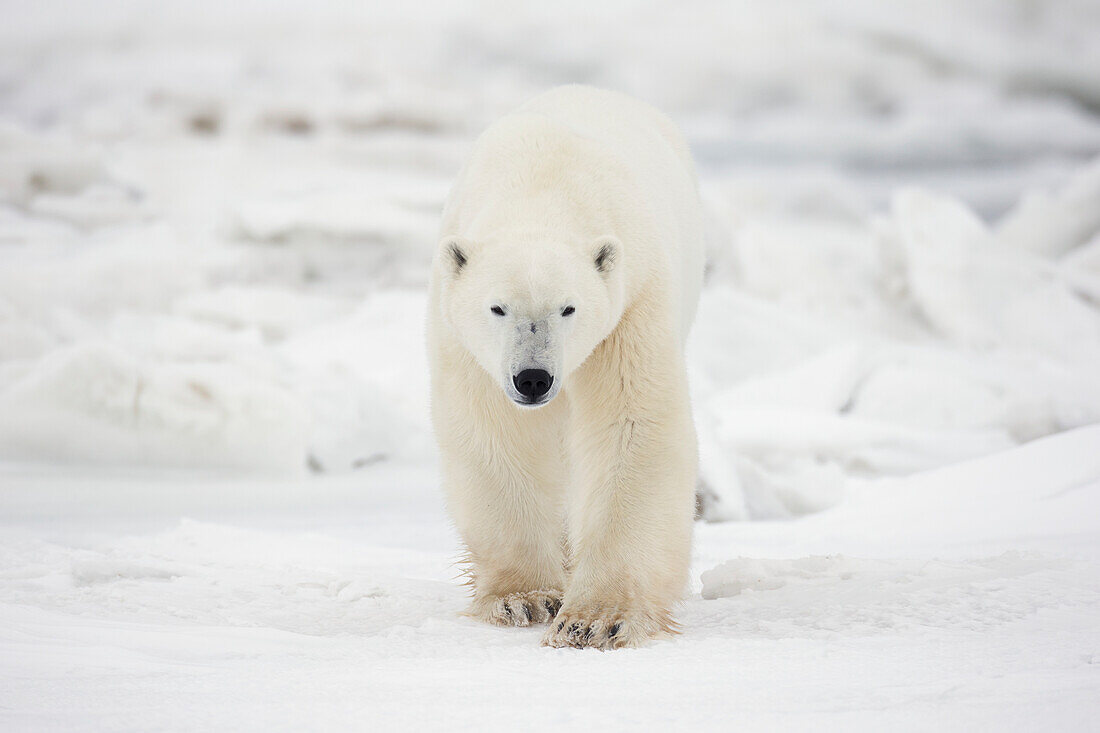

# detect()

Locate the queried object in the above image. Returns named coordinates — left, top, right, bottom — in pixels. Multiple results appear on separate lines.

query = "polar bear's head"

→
left=435, top=234, right=625, bottom=408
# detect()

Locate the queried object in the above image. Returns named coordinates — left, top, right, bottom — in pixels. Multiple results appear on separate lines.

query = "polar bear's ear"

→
left=592, top=236, right=620, bottom=276
left=440, top=236, right=474, bottom=275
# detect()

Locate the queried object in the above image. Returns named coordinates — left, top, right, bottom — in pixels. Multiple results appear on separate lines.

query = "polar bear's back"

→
left=516, top=86, right=704, bottom=335
left=517, top=85, right=696, bottom=180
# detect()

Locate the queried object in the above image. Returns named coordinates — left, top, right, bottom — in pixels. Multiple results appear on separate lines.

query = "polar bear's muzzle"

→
left=502, top=317, right=562, bottom=408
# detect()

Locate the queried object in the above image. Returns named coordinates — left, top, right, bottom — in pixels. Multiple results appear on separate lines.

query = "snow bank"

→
left=691, top=175, right=1100, bottom=518
left=0, top=344, right=308, bottom=472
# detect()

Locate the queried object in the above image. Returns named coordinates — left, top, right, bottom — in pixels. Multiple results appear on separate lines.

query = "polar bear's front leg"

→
left=544, top=305, right=697, bottom=649
left=438, top=416, right=568, bottom=628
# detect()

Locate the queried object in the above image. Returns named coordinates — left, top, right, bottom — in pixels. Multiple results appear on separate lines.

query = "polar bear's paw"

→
left=475, top=590, right=563, bottom=627
left=541, top=604, right=673, bottom=650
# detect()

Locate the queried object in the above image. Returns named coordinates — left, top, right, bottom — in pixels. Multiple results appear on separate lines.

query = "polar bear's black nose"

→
left=514, top=369, right=553, bottom=400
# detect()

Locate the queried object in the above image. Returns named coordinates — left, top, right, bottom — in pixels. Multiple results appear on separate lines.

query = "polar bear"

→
left=427, top=86, right=704, bottom=649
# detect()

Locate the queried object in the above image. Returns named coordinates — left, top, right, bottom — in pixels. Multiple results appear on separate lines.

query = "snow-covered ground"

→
left=2, top=1, right=1099, bottom=729
left=3, top=428, right=1099, bottom=730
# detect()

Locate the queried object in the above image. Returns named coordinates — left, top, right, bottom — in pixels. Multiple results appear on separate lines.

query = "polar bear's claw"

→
left=541, top=606, right=655, bottom=650
left=478, top=590, right=562, bottom=627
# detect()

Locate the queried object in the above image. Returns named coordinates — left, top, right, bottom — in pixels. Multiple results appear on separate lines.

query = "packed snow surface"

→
left=2, top=427, right=1099, bottom=730
left=2, top=0, right=1100, bottom=729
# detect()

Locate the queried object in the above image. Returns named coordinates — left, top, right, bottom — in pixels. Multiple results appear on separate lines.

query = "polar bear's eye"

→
left=561, top=306, right=575, bottom=317
left=490, top=305, right=506, bottom=316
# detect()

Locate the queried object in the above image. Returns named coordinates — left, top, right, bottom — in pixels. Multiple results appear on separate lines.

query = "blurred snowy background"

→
left=2, top=1, right=1100, bottom=729
left=3, top=0, right=1100, bottom=515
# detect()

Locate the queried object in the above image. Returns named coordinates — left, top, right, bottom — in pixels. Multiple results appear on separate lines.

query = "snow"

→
left=3, top=428, right=1099, bottom=730
left=2, top=0, right=1100, bottom=729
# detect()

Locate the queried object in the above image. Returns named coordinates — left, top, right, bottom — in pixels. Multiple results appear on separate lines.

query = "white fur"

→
left=427, top=86, right=704, bottom=649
